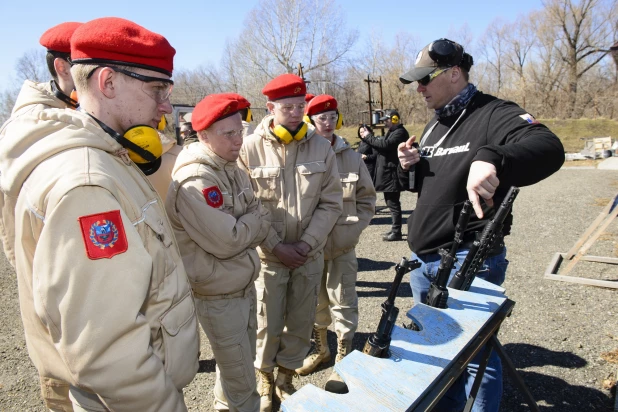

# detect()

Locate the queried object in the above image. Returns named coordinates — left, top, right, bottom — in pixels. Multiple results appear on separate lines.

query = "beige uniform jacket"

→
left=239, top=115, right=343, bottom=265
left=0, top=80, right=71, bottom=266
left=323, top=136, right=376, bottom=260
left=165, top=143, right=270, bottom=296
left=148, top=132, right=182, bottom=202
left=0, top=108, right=199, bottom=411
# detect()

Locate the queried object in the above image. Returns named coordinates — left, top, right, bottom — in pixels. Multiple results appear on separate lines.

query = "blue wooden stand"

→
left=282, top=278, right=538, bottom=411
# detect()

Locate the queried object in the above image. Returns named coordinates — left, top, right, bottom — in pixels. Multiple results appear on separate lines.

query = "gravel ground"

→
left=0, top=168, right=617, bottom=411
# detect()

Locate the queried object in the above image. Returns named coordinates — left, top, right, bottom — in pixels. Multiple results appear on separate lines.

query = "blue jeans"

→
left=409, top=248, right=509, bottom=412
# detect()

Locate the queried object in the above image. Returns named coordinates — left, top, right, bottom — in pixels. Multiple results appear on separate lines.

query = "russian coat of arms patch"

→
left=78, top=210, right=128, bottom=259
left=203, top=186, right=223, bottom=208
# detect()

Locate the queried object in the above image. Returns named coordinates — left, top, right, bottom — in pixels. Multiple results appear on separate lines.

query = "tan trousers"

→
left=196, top=284, right=259, bottom=412
left=314, top=249, right=359, bottom=341
left=254, top=255, right=324, bottom=372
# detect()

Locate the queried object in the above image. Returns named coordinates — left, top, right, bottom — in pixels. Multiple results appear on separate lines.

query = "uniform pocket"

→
left=340, top=172, right=359, bottom=201
left=216, top=345, right=252, bottom=404
left=251, top=167, right=281, bottom=201
left=296, top=161, right=326, bottom=199
left=256, top=287, right=267, bottom=329
left=159, top=292, right=199, bottom=390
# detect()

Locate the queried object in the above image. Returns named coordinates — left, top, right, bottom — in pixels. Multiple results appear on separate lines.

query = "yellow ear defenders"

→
left=335, top=110, right=343, bottom=130
left=246, top=108, right=253, bottom=123
left=391, top=115, right=400, bottom=124
left=157, top=115, right=167, bottom=130
left=303, top=114, right=311, bottom=124
left=88, top=114, right=163, bottom=175
left=273, top=122, right=308, bottom=144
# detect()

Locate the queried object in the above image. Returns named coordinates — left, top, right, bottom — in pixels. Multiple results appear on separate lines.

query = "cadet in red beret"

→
left=0, top=33, right=85, bottom=412
left=165, top=93, right=270, bottom=411
left=298, top=95, right=376, bottom=393
left=219, top=92, right=255, bottom=136
left=36, top=21, right=83, bottom=109
left=239, top=75, right=343, bottom=410
left=0, top=17, right=200, bottom=412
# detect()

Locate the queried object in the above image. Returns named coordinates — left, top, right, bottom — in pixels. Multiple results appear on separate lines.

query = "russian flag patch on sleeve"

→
left=519, top=113, right=540, bottom=124
left=78, top=210, right=128, bottom=260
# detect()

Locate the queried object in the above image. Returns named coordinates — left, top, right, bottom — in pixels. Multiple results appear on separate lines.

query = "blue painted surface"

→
left=282, top=278, right=507, bottom=412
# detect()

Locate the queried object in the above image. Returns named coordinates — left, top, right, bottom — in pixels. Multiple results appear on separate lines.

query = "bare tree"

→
left=234, top=0, right=357, bottom=78
left=542, top=0, right=617, bottom=117
left=503, top=18, right=537, bottom=108
left=479, top=19, right=509, bottom=96
left=15, top=49, right=48, bottom=84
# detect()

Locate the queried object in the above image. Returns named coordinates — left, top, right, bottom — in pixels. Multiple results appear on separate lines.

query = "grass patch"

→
left=338, top=118, right=618, bottom=153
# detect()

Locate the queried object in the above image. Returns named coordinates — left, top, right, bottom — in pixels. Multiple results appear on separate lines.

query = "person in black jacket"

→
left=397, top=38, right=564, bottom=412
left=357, top=125, right=377, bottom=180
left=359, top=110, right=409, bottom=241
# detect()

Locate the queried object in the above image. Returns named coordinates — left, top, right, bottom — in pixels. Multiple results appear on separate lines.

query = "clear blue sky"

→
left=0, top=0, right=545, bottom=91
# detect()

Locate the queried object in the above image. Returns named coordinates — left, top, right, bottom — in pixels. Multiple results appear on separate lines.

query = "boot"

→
left=324, top=339, right=352, bottom=394
left=295, top=326, right=331, bottom=375
left=274, top=366, right=298, bottom=401
left=383, top=231, right=402, bottom=241
left=257, top=370, right=274, bottom=412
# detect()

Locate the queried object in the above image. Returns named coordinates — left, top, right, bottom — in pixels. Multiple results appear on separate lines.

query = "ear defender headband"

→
left=50, top=80, right=78, bottom=109
left=88, top=114, right=163, bottom=175
left=273, top=122, right=308, bottom=144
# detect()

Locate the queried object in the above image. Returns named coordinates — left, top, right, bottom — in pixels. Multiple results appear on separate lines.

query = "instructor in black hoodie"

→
left=397, top=39, right=564, bottom=412
left=359, top=110, right=409, bottom=241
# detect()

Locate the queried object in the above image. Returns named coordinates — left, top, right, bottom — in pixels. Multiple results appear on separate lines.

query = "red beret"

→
left=71, top=17, right=175, bottom=76
left=220, top=93, right=251, bottom=110
left=306, top=95, right=338, bottom=116
left=262, top=74, right=306, bottom=101
left=305, top=93, right=315, bottom=103
left=192, top=94, right=240, bottom=131
left=39, top=22, right=82, bottom=54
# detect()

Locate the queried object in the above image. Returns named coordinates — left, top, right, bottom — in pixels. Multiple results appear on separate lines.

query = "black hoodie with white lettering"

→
left=405, top=91, right=565, bottom=255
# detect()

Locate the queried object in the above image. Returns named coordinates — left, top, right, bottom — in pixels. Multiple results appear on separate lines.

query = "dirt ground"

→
left=1, top=168, right=617, bottom=411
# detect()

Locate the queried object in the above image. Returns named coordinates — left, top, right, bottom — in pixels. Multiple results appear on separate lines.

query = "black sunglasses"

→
left=417, top=68, right=451, bottom=86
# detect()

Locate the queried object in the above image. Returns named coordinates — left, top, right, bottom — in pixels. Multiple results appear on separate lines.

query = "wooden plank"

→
left=562, top=202, right=618, bottom=274
left=282, top=278, right=507, bottom=411
left=579, top=255, right=618, bottom=265
left=544, top=273, right=618, bottom=289
left=565, top=192, right=618, bottom=259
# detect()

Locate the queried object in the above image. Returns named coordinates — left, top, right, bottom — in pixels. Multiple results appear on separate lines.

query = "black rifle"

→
left=425, top=200, right=473, bottom=308
left=448, top=186, right=520, bottom=291
left=363, top=257, right=421, bottom=358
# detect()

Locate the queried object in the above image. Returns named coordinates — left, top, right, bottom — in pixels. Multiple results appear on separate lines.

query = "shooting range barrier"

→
left=545, top=192, right=618, bottom=289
